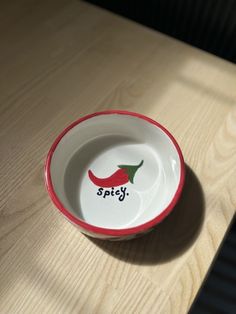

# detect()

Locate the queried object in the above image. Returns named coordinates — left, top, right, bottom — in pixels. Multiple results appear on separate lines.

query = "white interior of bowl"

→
left=49, top=113, right=181, bottom=229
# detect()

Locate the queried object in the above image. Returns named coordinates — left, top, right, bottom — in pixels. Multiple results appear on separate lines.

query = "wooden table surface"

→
left=1, top=1, right=236, bottom=313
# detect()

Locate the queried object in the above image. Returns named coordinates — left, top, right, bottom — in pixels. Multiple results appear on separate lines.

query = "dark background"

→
left=86, top=0, right=236, bottom=64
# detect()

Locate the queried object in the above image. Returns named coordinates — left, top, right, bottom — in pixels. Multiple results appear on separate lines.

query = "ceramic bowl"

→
left=45, top=110, right=185, bottom=240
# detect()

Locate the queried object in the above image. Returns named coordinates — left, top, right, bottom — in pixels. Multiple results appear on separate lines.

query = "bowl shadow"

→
left=89, top=164, right=205, bottom=265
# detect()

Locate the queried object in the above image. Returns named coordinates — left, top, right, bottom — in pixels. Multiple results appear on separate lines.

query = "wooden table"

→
left=1, top=1, right=236, bottom=313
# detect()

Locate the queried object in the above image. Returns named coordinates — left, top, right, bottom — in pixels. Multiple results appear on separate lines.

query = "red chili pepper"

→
left=88, top=160, right=144, bottom=188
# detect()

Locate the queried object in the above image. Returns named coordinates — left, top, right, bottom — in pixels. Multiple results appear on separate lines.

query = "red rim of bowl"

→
left=45, top=110, right=185, bottom=237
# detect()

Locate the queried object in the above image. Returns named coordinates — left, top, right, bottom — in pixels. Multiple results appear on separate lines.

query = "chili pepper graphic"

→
left=88, top=160, right=144, bottom=188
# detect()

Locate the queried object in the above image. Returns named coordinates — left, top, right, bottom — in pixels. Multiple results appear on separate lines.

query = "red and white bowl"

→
left=45, top=110, right=185, bottom=240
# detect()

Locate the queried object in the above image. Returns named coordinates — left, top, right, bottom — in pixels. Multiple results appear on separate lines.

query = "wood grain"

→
left=0, top=1, right=236, bottom=313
